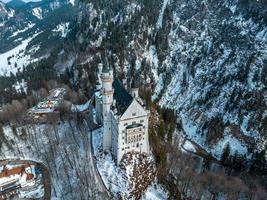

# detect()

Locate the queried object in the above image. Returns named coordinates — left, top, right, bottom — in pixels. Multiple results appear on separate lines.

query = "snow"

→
left=9, top=23, right=35, bottom=38
left=144, top=45, right=159, bottom=83
left=0, top=3, right=15, bottom=18
left=32, top=7, right=42, bottom=19
left=1, top=121, right=105, bottom=199
left=182, top=140, right=196, bottom=153
left=92, top=128, right=129, bottom=196
left=19, top=183, right=44, bottom=199
left=71, top=100, right=90, bottom=112
left=141, top=183, right=168, bottom=200
left=0, top=33, right=40, bottom=76
left=156, top=0, right=169, bottom=29
left=13, top=79, right=27, bottom=93
left=152, top=73, right=164, bottom=100
left=92, top=128, right=169, bottom=199
left=68, top=0, right=75, bottom=6
left=7, top=9, right=15, bottom=18
left=211, top=134, right=248, bottom=159
left=53, top=22, right=70, bottom=38
left=180, top=113, right=203, bottom=145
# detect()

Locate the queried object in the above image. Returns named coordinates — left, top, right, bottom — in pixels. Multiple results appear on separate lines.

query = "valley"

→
left=0, top=0, right=266, bottom=199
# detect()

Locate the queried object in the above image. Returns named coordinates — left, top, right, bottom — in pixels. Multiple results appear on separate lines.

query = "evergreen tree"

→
left=221, top=142, right=231, bottom=164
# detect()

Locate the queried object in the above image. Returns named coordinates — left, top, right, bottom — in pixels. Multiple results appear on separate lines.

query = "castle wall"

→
left=116, top=100, right=150, bottom=164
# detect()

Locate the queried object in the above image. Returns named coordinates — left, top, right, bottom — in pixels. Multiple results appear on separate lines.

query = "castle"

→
left=95, top=64, right=150, bottom=164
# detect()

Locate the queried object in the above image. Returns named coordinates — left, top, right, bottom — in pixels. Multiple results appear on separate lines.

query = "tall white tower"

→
left=101, top=63, right=113, bottom=150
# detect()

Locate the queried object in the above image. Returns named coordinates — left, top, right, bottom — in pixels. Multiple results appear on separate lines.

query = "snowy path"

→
left=83, top=114, right=111, bottom=199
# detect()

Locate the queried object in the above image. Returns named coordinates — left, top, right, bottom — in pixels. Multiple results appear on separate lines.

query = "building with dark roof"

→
left=95, top=65, right=150, bottom=164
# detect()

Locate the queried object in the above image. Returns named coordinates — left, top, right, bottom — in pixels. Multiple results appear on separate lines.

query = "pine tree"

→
left=221, top=142, right=231, bottom=164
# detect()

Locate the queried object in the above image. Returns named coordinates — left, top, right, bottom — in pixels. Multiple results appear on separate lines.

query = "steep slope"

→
left=72, top=0, right=266, bottom=161
left=0, top=0, right=77, bottom=76
left=0, top=1, right=15, bottom=23
left=154, top=0, right=267, bottom=160
left=1, top=0, right=266, bottom=162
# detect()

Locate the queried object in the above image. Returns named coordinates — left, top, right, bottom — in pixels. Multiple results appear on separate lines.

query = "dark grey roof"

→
left=112, top=79, right=133, bottom=115
left=102, top=63, right=109, bottom=73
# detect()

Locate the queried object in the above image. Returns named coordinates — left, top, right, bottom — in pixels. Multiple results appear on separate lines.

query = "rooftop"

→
left=112, top=79, right=133, bottom=115
left=0, top=165, right=30, bottom=179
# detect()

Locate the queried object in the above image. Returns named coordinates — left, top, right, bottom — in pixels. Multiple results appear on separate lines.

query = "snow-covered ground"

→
left=53, top=22, right=70, bottom=38
left=32, top=7, right=43, bottom=19
left=1, top=121, right=108, bottom=199
left=9, top=23, right=35, bottom=38
left=0, top=33, right=40, bottom=76
left=211, top=134, right=248, bottom=159
left=68, top=0, right=75, bottom=6
left=92, top=128, right=129, bottom=197
left=156, top=0, right=169, bottom=29
left=141, top=183, right=168, bottom=200
left=92, top=128, right=169, bottom=199
left=182, top=140, right=196, bottom=153
left=13, top=79, right=27, bottom=93
left=71, top=100, right=90, bottom=112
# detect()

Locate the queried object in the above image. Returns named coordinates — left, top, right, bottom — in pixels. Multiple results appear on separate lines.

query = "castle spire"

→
left=102, top=51, right=110, bottom=73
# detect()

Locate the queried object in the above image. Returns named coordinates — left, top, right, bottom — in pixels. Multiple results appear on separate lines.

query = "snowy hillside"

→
left=0, top=0, right=77, bottom=76
left=0, top=1, right=14, bottom=23
left=0, top=32, right=41, bottom=76
left=0, top=122, right=107, bottom=199
left=71, top=0, right=267, bottom=161
left=1, top=0, right=266, bottom=162
left=153, top=0, right=267, bottom=159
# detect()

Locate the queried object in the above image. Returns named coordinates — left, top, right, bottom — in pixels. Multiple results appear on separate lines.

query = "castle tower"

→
left=131, top=79, right=139, bottom=98
left=101, top=62, right=113, bottom=150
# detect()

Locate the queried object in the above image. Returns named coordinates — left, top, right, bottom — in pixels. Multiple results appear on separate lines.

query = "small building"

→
left=95, top=64, right=150, bottom=165
left=0, top=165, right=35, bottom=198
left=28, top=88, right=66, bottom=123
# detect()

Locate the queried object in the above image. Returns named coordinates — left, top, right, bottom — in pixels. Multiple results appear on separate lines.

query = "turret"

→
left=101, top=62, right=113, bottom=150
left=130, top=79, right=139, bottom=98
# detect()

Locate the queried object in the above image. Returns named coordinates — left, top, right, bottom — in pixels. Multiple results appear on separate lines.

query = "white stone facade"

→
left=95, top=68, right=150, bottom=164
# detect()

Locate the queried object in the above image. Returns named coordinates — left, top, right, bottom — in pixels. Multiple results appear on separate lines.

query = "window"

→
left=132, top=121, right=136, bottom=124
left=124, top=123, right=128, bottom=126
left=122, top=148, right=124, bottom=151
left=132, top=113, right=136, bottom=116
left=140, top=120, right=144, bottom=123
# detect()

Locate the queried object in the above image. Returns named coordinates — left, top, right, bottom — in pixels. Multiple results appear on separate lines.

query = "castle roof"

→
left=112, top=79, right=133, bottom=115
left=102, top=63, right=109, bottom=73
